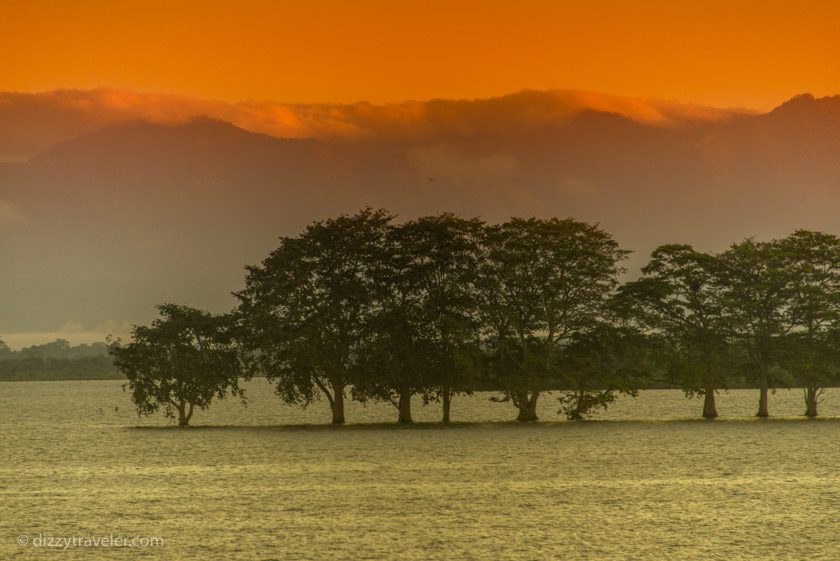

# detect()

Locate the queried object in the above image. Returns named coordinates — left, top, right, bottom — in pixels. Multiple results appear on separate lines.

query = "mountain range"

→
left=1, top=89, right=840, bottom=339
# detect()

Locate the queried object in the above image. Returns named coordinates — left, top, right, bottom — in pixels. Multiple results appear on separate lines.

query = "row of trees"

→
left=623, top=231, right=840, bottom=419
left=111, top=210, right=840, bottom=425
left=0, top=338, right=117, bottom=381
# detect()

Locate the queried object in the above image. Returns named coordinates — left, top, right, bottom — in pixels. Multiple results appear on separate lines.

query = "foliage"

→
left=475, top=217, right=628, bottom=420
left=715, top=237, right=794, bottom=416
left=109, top=304, right=244, bottom=426
left=618, top=245, right=738, bottom=417
left=235, top=208, right=393, bottom=423
left=775, top=230, right=840, bottom=415
left=555, top=323, right=648, bottom=420
left=352, top=214, right=485, bottom=421
left=99, top=211, right=840, bottom=425
left=0, top=338, right=118, bottom=381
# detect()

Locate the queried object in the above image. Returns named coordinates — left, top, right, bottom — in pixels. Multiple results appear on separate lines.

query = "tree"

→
left=776, top=230, right=840, bottom=417
left=476, top=218, right=627, bottom=421
left=352, top=219, right=439, bottom=424
left=716, top=238, right=792, bottom=417
left=109, top=304, right=244, bottom=426
left=352, top=291, right=435, bottom=424
left=20, top=338, right=71, bottom=358
left=397, top=214, right=484, bottom=422
left=0, top=337, right=12, bottom=359
left=354, top=215, right=485, bottom=423
left=236, top=209, right=392, bottom=424
left=619, top=245, right=735, bottom=418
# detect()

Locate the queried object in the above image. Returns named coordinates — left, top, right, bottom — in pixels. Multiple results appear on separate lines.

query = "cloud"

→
left=0, top=88, right=749, bottom=161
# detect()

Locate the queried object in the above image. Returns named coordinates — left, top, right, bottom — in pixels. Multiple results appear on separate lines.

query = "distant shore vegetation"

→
left=0, top=338, right=118, bottom=381
left=105, top=209, right=840, bottom=425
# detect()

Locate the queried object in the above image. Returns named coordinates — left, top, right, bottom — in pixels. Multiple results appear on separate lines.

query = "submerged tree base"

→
left=441, top=391, right=452, bottom=423
left=515, top=391, right=540, bottom=421
left=804, top=387, right=821, bottom=418
left=328, top=405, right=346, bottom=424
left=756, top=385, right=770, bottom=418
left=397, top=392, right=413, bottom=423
left=702, top=389, right=718, bottom=419
left=516, top=400, right=539, bottom=421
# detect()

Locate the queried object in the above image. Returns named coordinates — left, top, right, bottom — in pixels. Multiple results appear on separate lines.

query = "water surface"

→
left=2, top=381, right=839, bottom=560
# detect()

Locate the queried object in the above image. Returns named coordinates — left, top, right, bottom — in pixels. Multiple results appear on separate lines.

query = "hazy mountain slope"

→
left=1, top=93, right=839, bottom=335
left=0, top=88, right=746, bottom=161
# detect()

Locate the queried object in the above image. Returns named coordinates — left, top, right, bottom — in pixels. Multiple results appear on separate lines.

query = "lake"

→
left=2, top=380, right=840, bottom=560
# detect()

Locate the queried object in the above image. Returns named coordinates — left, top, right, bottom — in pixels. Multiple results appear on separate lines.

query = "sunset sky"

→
left=3, top=0, right=840, bottom=346
left=2, top=0, right=838, bottom=109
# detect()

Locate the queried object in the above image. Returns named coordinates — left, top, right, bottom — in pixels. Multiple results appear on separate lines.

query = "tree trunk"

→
left=516, top=391, right=539, bottom=421
left=398, top=389, right=412, bottom=424
left=317, top=380, right=346, bottom=425
left=702, top=388, right=718, bottom=419
left=756, top=374, right=769, bottom=418
left=177, top=402, right=190, bottom=427
left=441, top=387, right=452, bottom=423
left=331, top=387, right=346, bottom=425
left=804, top=387, right=819, bottom=418
left=573, top=390, right=587, bottom=420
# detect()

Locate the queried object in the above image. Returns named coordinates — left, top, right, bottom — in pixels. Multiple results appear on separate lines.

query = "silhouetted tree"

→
left=716, top=238, right=792, bottom=417
left=0, top=337, right=12, bottom=359
left=109, top=304, right=244, bottom=426
left=397, top=214, right=484, bottom=422
left=352, top=219, right=445, bottom=423
left=342, top=214, right=487, bottom=424
left=777, top=230, right=840, bottom=417
left=476, top=218, right=627, bottom=421
left=236, top=209, right=392, bottom=424
left=620, top=245, right=736, bottom=418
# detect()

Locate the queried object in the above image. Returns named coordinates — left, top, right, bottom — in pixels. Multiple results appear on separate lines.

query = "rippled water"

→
left=3, top=380, right=840, bottom=560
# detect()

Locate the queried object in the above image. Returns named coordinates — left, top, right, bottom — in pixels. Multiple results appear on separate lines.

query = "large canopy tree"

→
left=236, top=209, right=392, bottom=424
left=351, top=220, right=435, bottom=423
left=109, top=304, right=244, bottom=426
left=476, top=217, right=627, bottom=421
left=392, top=214, right=484, bottom=422
left=716, top=238, right=793, bottom=418
left=353, top=215, right=484, bottom=423
left=619, top=245, right=735, bottom=418
left=777, top=230, right=840, bottom=417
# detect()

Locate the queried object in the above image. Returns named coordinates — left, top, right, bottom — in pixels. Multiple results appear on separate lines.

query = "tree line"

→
left=110, top=210, right=840, bottom=425
left=0, top=338, right=117, bottom=381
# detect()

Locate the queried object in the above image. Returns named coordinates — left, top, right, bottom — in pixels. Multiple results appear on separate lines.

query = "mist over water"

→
left=3, top=380, right=840, bottom=560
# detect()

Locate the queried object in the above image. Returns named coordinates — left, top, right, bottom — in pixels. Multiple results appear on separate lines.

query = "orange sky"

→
left=1, top=0, right=839, bottom=110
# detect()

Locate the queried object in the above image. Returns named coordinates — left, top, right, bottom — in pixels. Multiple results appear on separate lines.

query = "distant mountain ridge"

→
left=0, top=88, right=750, bottom=162
left=1, top=90, right=839, bottom=336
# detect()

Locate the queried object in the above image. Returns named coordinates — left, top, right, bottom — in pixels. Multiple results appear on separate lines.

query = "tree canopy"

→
left=476, top=218, right=628, bottom=420
left=235, top=208, right=392, bottom=424
left=106, top=210, right=840, bottom=425
left=619, top=245, right=736, bottom=418
left=110, top=304, right=244, bottom=426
